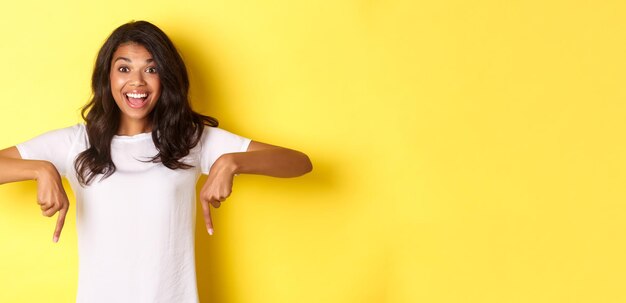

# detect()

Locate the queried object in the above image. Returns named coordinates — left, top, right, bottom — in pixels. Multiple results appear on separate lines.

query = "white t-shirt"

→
left=16, top=123, right=251, bottom=303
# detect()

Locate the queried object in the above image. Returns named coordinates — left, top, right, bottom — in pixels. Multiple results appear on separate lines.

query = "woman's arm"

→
left=0, top=147, right=50, bottom=184
left=199, top=140, right=312, bottom=235
left=0, top=146, right=70, bottom=243
left=222, top=140, right=313, bottom=178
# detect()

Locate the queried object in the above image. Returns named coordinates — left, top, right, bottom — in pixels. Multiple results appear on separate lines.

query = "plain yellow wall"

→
left=1, top=0, right=625, bottom=302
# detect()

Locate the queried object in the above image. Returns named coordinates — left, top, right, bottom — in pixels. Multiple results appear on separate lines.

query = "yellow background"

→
left=0, top=0, right=625, bottom=302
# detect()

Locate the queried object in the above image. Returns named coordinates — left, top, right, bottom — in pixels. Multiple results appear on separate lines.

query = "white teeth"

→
left=126, top=93, right=148, bottom=99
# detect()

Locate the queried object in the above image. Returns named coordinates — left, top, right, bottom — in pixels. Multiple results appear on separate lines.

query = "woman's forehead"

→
left=112, top=43, right=154, bottom=63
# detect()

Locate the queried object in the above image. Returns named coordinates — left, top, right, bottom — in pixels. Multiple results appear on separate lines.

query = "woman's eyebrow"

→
left=114, top=57, right=131, bottom=63
left=113, top=57, right=154, bottom=63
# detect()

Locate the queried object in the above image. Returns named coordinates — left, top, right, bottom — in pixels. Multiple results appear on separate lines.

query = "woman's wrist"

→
left=33, top=161, right=56, bottom=181
left=216, top=153, right=241, bottom=176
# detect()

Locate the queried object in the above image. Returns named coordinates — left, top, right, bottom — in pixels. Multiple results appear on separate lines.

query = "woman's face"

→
left=109, top=42, right=161, bottom=130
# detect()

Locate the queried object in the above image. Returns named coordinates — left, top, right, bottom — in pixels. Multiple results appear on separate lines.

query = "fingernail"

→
left=208, top=228, right=214, bottom=236
left=53, top=236, right=59, bottom=243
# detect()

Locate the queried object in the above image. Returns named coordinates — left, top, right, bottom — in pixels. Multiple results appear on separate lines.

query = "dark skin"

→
left=0, top=44, right=312, bottom=242
left=200, top=141, right=312, bottom=235
left=0, top=138, right=312, bottom=241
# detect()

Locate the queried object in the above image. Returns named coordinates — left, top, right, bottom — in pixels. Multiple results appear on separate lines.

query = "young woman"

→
left=0, top=20, right=312, bottom=302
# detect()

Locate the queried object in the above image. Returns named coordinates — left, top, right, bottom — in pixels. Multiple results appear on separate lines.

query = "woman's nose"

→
left=129, top=71, right=146, bottom=86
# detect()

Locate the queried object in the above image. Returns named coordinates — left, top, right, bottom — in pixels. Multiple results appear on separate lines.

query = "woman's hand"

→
left=0, top=147, right=70, bottom=243
left=197, top=141, right=312, bottom=236
left=35, top=162, right=70, bottom=243
left=199, top=154, right=237, bottom=236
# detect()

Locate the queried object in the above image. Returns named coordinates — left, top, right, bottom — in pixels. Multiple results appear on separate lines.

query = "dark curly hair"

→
left=74, top=20, right=218, bottom=186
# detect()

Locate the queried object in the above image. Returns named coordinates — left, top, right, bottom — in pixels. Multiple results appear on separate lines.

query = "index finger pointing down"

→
left=53, top=206, right=68, bottom=243
left=201, top=201, right=214, bottom=236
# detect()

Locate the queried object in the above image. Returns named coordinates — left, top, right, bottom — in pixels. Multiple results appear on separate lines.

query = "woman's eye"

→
left=146, top=67, right=157, bottom=73
left=118, top=67, right=130, bottom=72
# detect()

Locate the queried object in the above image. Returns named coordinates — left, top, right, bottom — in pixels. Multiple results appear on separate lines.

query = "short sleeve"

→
left=200, top=126, right=252, bottom=174
left=15, top=124, right=82, bottom=177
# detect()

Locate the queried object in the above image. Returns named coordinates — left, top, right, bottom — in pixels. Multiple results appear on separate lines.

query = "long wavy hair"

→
left=75, top=20, right=218, bottom=186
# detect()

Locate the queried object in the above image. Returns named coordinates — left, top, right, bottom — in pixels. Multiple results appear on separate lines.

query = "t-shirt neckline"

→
left=112, top=132, right=152, bottom=141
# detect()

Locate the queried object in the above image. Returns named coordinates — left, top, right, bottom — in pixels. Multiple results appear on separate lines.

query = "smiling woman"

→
left=74, top=21, right=219, bottom=188
left=109, top=43, right=161, bottom=128
left=0, top=20, right=312, bottom=303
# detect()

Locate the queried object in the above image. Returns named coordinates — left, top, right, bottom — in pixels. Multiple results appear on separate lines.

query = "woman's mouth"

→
left=125, top=92, right=149, bottom=109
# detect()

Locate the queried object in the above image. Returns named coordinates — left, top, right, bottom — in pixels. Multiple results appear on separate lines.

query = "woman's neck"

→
left=117, top=119, right=152, bottom=136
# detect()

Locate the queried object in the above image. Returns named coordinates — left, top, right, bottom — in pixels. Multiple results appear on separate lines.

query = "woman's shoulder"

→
left=68, top=122, right=86, bottom=133
left=198, top=125, right=251, bottom=152
left=16, top=123, right=88, bottom=161
left=57, top=123, right=87, bottom=140
left=200, top=125, right=246, bottom=139
left=45, top=123, right=87, bottom=148
left=29, top=123, right=85, bottom=141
